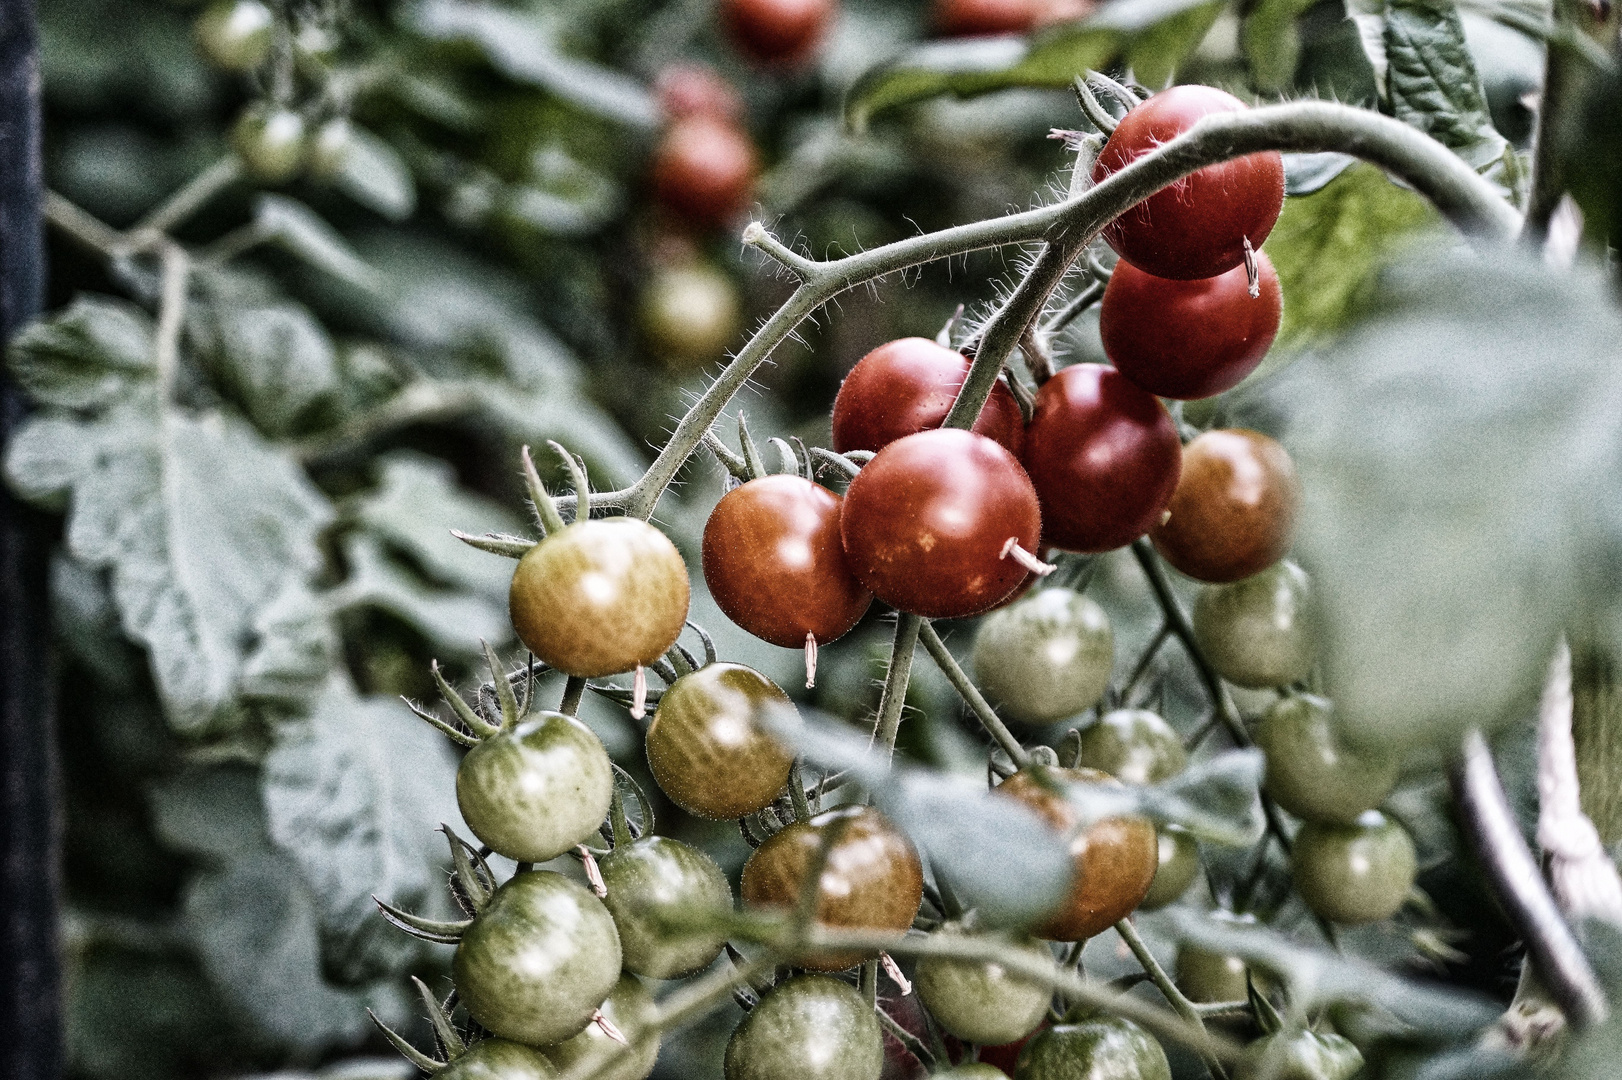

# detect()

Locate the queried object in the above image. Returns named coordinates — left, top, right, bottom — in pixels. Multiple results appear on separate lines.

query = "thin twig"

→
left=872, top=615, right=923, bottom=759
left=918, top=622, right=1030, bottom=769
left=1043, top=279, right=1106, bottom=336
left=1115, top=917, right=1229, bottom=1080
left=134, top=155, right=243, bottom=239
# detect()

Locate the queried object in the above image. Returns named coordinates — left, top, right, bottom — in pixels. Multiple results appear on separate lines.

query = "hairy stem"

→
left=1115, top=918, right=1228, bottom=1080
left=872, top=615, right=923, bottom=760
left=918, top=622, right=1030, bottom=768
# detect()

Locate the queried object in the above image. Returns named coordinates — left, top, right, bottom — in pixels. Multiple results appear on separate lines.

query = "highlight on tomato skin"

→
left=831, top=336, right=1026, bottom=458
left=1150, top=429, right=1300, bottom=585
left=650, top=115, right=758, bottom=229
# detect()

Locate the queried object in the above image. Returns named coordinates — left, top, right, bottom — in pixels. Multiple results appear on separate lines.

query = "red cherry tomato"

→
left=1100, top=252, right=1282, bottom=400
left=934, top=0, right=1039, bottom=36
left=1021, top=363, right=1181, bottom=553
left=719, top=0, right=837, bottom=66
left=651, top=116, right=757, bottom=229
left=703, top=474, right=874, bottom=649
left=655, top=64, right=744, bottom=123
left=1150, top=429, right=1299, bottom=583
left=1091, top=85, right=1285, bottom=281
left=840, top=428, right=1041, bottom=619
left=831, top=337, right=1025, bottom=458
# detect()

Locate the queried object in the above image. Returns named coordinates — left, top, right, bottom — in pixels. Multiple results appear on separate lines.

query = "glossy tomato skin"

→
left=510, top=518, right=690, bottom=678
left=1150, top=430, right=1299, bottom=584
left=831, top=338, right=1025, bottom=457
left=1101, top=254, right=1282, bottom=400
left=996, top=767, right=1157, bottom=941
left=1256, top=694, right=1397, bottom=824
left=718, top=0, right=838, bottom=66
left=1074, top=709, right=1187, bottom=785
left=651, top=116, right=757, bottom=228
left=1235, top=1030, right=1363, bottom=1080
left=1175, top=944, right=1252, bottom=1004
left=724, top=975, right=884, bottom=1080
left=645, top=663, right=797, bottom=820
left=232, top=106, right=307, bottom=184
left=740, top=805, right=923, bottom=971
left=840, top=428, right=1041, bottom=619
left=1015, top=1015, right=1172, bottom=1080
left=1138, top=827, right=1199, bottom=911
left=915, top=924, right=1052, bottom=1045
left=543, top=974, right=660, bottom=1080
left=1292, top=811, right=1416, bottom=925
left=456, top=711, right=614, bottom=863
left=600, top=835, right=733, bottom=979
left=641, top=261, right=741, bottom=369
left=935, top=1067, right=1013, bottom=1080
left=442, top=1039, right=558, bottom=1080
left=703, top=475, right=873, bottom=649
left=972, top=588, right=1114, bottom=726
left=195, top=0, right=274, bottom=71
left=1021, top=364, right=1181, bottom=554
left=1192, top=560, right=1316, bottom=688
left=1092, top=86, right=1285, bottom=281
left=453, top=871, right=622, bottom=1045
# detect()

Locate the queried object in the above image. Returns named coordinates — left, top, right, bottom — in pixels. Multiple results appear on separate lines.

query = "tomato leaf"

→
left=8, top=294, right=154, bottom=411
left=330, top=533, right=510, bottom=655
left=1242, top=0, right=1319, bottom=91
left=326, top=124, right=418, bottom=222
left=192, top=299, right=342, bottom=437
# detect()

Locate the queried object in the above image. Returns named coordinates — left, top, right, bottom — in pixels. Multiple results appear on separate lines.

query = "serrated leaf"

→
left=844, top=0, right=1224, bottom=131
left=240, top=579, right=338, bottom=706
left=8, top=295, right=154, bottom=411
left=254, top=196, right=388, bottom=293
left=1383, top=0, right=1510, bottom=167
left=328, top=126, right=417, bottom=222
left=331, top=533, right=509, bottom=653
left=196, top=300, right=341, bottom=437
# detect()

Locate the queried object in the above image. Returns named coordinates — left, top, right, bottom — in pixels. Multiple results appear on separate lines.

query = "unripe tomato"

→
left=232, top=106, right=308, bottom=184
left=934, top=0, right=1039, bottom=36
left=718, top=0, right=838, bottom=66
left=308, top=117, right=353, bottom=181
left=1091, top=86, right=1285, bottom=281
left=1150, top=430, right=1299, bottom=585
left=1292, top=811, right=1416, bottom=925
left=1101, top=255, right=1282, bottom=401
left=831, top=337, right=1025, bottom=458
left=703, top=475, right=873, bottom=650
left=971, top=588, right=1114, bottom=727
left=840, top=428, right=1041, bottom=619
left=996, top=767, right=1157, bottom=941
left=456, top=711, right=614, bottom=863
left=655, top=64, right=745, bottom=123
left=1176, top=947, right=1250, bottom=1003
left=1015, top=1014, right=1172, bottom=1080
left=651, top=116, right=757, bottom=229
left=645, top=662, right=797, bottom=820
left=600, top=835, right=733, bottom=979
left=724, top=975, right=884, bottom=1080
left=1137, top=827, right=1199, bottom=911
left=640, top=261, right=741, bottom=369
left=1191, top=560, right=1316, bottom=688
left=453, top=871, right=621, bottom=1045
left=1021, top=364, right=1180, bottom=554
left=1256, top=695, right=1397, bottom=824
left=509, top=517, right=690, bottom=679
left=1074, top=709, right=1187, bottom=785
left=1235, top=1029, right=1363, bottom=1080
left=915, top=925, right=1052, bottom=1045
left=442, top=1039, right=558, bottom=1080
left=740, top=805, right=923, bottom=971
left=543, top=974, right=660, bottom=1080
left=195, top=0, right=274, bottom=71
left=937, top=1067, right=1012, bottom=1079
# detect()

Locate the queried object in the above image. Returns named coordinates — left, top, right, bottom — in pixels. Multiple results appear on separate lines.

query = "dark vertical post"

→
left=0, top=0, right=60, bottom=1076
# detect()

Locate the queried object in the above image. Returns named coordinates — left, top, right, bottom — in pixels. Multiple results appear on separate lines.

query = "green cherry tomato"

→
left=543, top=974, right=661, bottom=1080
left=724, top=975, right=885, bottom=1080
left=1015, top=1015, right=1172, bottom=1080
left=934, top=1068, right=1011, bottom=1079
left=915, top=925, right=1052, bottom=1046
left=232, top=106, right=308, bottom=184
left=456, top=711, right=613, bottom=864
left=645, top=662, right=797, bottom=820
left=1176, top=913, right=1260, bottom=1003
left=1137, top=827, right=1199, bottom=911
left=510, top=518, right=691, bottom=679
left=1235, top=1029, right=1364, bottom=1080
left=1256, top=695, right=1398, bottom=824
left=601, top=835, right=733, bottom=979
left=640, top=261, right=741, bottom=370
left=1192, top=561, right=1316, bottom=689
left=308, top=117, right=353, bottom=181
left=972, top=588, right=1114, bottom=727
left=442, top=1038, right=558, bottom=1080
left=1074, top=709, right=1187, bottom=785
left=195, top=0, right=274, bottom=71
left=453, top=871, right=622, bottom=1045
left=1292, top=811, right=1417, bottom=925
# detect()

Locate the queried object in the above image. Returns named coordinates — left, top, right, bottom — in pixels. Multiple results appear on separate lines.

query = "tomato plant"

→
left=194, top=0, right=274, bottom=72
left=1150, top=429, right=1299, bottom=584
left=599, top=835, right=733, bottom=979
left=1292, top=811, right=1418, bottom=925
left=1015, top=1014, right=1173, bottom=1080
left=831, top=337, right=1026, bottom=457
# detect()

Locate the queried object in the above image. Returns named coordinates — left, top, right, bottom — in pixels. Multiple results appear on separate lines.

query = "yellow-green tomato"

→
left=601, top=835, right=732, bottom=979
left=1192, top=561, right=1316, bottom=689
left=935, top=1068, right=1011, bottom=1079
left=914, top=926, right=1052, bottom=1046
left=309, top=117, right=352, bottom=180
left=1138, top=827, right=1199, bottom=911
left=1175, top=914, right=1260, bottom=1003
left=442, top=1038, right=557, bottom=1080
left=1074, top=709, right=1187, bottom=785
left=645, top=662, right=796, bottom=820
left=724, top=975, right=884, bottom=1080
left=509, top=518, right=691, bottom=678
left=1292, top=811, right=1416, bottom=925
left=455, top=711, right=613, bottom=863
left=1015, top=1015, right=1171, bottom=1080
left=972, top=588, right=1114, bottom=727
left=232, top=106, right=307, bottom=184
left=1256, top=695, right=1397, bottom=824
left=640, top=262, right=741, bottom=370
left=195, top=0, right=274, bottom=71
left=453, top=871, right=622, bottom=1045
left=1235, top=1029, right=1363, bottom=1080
left=544, top=974, right=660, bottom=1080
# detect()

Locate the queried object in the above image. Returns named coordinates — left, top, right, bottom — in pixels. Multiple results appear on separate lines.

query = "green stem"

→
left=1130, top=541, right=1246, bottom=746
left=872, top=615, right=923, bottom=760
left=918, top=622, right=1031, bottom=769
left=560, top=676, right=586, bottom=716
left=154, top=244, right=190, bottom=407
left=875, top=1004, right=934, bottom=1069
left=1114, top=917, right=1227, bottom=1080
left=134, top=155, right=243, bottom=239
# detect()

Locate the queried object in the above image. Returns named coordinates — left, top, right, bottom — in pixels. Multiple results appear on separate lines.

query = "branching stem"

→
left=918, top=622, right=1030, bottom=769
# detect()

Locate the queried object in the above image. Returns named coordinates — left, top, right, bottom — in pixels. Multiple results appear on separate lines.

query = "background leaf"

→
left=8, top=294, right=153, bottom=410
left=1383, top=0, right=1511, bottom=167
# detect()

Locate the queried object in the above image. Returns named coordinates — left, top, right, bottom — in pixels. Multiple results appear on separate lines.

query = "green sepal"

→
left=373, top=895, right=472, bottom=944
left=1250, top=971, right=1284, bottom=1035
left=432, top=659, right=499, bottom=740
left=482, top=640, right=520, bottom=730
left=413, top=975, right=466, bottom=1058
left=403, top=696, right=480, bottom=748
left=547, top=440, right=591, bottom=522
left=451, top=529, right=536, bottom=558
left=368, top=1008, right=446, bottom=1073
left=737, top=411, right=766, bottom=480
left=520, top=444, right=567, bottom=535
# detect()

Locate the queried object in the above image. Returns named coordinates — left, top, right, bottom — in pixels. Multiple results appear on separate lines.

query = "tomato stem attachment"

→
left=1072, top=77, right=1120, bottom=135
left=576, top=844, right=608, bottom=898
left=1243, top=237, right=1259, bottom=298
left=879, top=951, right=912, bottom=995
left=804, top=632, right=818, bottom=688
left=1000, top=537, right=1057, bottom=576
left=592, top=1007, right=630, bottom=1045
left=1115, top=917, right=1229, bottom=1080
left=631, top=665, right=648, bottom=720
left=871, top=615, right=923, bottom=760
left=547, top=440, right=591, bottom=521
left=559, top=675, right=586, bottom=716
